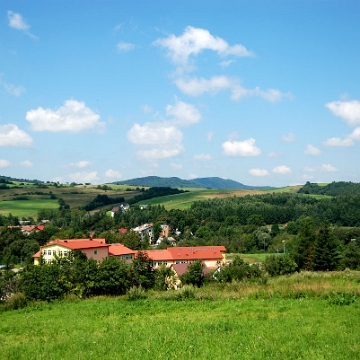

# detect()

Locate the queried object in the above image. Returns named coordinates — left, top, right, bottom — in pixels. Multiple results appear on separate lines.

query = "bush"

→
left=127, top=286, right=147, bottom=300
left=175, top=285, right=196, bottom=301
left=263, top=254, right=298, bottom=276
left=6, top=292, right=27, bottom=310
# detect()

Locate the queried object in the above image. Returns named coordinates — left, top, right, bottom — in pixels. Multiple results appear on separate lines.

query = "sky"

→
left=1, top=0, right=360, bottom=187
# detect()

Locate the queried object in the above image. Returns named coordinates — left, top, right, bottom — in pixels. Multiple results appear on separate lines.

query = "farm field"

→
left=0, top=199, right=58, bottom=219
left=1, top=292, right=359, bottom=359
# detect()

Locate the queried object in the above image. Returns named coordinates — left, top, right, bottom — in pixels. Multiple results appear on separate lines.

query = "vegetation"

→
left=1, top=272, right=360, bottom=359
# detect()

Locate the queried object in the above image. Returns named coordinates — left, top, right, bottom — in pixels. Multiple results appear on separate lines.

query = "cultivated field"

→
left=1, top=271, right=360, bottom=359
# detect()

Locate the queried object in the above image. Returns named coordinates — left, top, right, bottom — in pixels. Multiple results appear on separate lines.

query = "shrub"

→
left=6, top=292, right=27, bottom=310
left=175, top=285, right=196, bottom=301
left=264, top=254, right=298, bottom=276
left=127, top=286, right=147, bottom=300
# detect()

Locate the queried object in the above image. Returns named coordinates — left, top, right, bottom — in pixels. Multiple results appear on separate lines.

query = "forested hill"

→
left=298, top=181, right=360, bottom=196
left=114, top=176, right=268, bottom=190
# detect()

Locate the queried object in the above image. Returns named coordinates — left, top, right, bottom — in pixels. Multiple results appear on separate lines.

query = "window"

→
left=64, top=251, right=68, bottom=257
left=94, top=250, right=98, bottom=255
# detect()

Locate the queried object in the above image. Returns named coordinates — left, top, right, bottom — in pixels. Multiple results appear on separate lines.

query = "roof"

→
left=117, top=228, right=127, bottom=234
left=108, top=243, right=135, bottom=257
left=140, top=246, right=226, bottom=262
left=132, top=223, right=153, bottom=232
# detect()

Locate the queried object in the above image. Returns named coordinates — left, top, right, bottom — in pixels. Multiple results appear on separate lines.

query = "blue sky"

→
left=1, top=1, right=360, bottom=187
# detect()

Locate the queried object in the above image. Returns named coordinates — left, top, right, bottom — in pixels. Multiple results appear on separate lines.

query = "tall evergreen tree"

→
left=313, top=223, right=340, bottom=271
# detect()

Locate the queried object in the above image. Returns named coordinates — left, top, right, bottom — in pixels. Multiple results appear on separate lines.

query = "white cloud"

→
left=194, top=153, right=212, bottom=161
left=154, top=26, right=253, bottom=66
left=222, top=138, right=261, bottom=157
left=322, top=137, right=354, bottom=147
left=7, top=11, right=38, bottom=39
left=321, top=164, right=338, bottom=172
left=268, top=151, right=281, bottom=157
left=26, top=100, right=105, bottom=133
left=72, top=161, right=91, bottom=168
left=326, top=100, right=360, bottom=126
left=176, top=76, right=292, bottom=102
left=20, top=160, right=33, bottom=167
left=3, top=83, right=26, bottom=96
left=231, top=84, right=293, bottom=102
left=105, top=169, right=122, bottom=179
left=128, top=122, right=182, bottom=145
left=117, top=42, right=135, bottom=52
left=137, top=147, right=183, bottom=160
left=68, top=171, right=99, bottom=183
left=220, top=60, right=235, bottom=68
left=248, top=168, right=269, bottom=177
left=128, top=122, right=184, bottom=160
left=304, top=166, right=316, bottom=172
left=272, top=165, right=292, bottom=174
left=175, top=76, right=232, bottom=96
left=171, top=163, right=183, bottom=170
left=348, top=127, right=360, bottom=140
left=0, top=124, right=33, bottom=147
left=0, top=159, right=11, bottom=168
left=281, top=133, right=296, bottom=142
left=304, top=144, right=322, bottom=156
left=166, top=99, right=201, bottom=126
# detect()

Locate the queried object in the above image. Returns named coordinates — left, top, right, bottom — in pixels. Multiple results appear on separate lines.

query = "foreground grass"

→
left=1, top=271, right=360, bottom=359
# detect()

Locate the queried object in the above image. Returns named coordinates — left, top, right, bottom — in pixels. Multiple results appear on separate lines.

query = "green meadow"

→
left=0, top=199, right=58, bottom=218
left=1, top=271, right=360, bottom=359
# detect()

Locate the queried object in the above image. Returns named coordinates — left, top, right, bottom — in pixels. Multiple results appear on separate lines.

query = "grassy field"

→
left=133, top=189, right=268, bottom=210
left=0, top=199, right=59, bottom=218
left=1, top=271, right=360, bottom=359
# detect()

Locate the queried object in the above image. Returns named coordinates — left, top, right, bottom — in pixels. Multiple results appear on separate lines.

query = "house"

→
left=33, top=238, right=110, bottom=265
left=117, top=228, right=127, bottom=235
left=131, top=223, right=154, bottom=243
left=110, top=203, right=130, bottom=217
left=140, top=245, right=226, bottom=269
left=155, top=236, right=176, bottom=247
left=8, top=225, right=44, bottom=236
left=159, top=224, right=170, bottom=238
left=108, top=243, right=135, bottom=264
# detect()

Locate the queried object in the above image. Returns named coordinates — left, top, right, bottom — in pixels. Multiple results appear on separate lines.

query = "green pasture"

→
left=1, top=292, right=360, bottom=359
left=225, top=253, right=273, bottom=263
left=0, top=199, right=58, bottom=218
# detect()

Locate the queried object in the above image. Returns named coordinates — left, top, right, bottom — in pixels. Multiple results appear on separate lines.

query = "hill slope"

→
left=114, top=176, right=270, bottom=190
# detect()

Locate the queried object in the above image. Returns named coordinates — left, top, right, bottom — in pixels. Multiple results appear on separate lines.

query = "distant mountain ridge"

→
left=113, top=176, right=272, bottom=190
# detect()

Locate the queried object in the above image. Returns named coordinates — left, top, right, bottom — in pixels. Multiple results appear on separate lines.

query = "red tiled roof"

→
left=117, top=228, right=127, bottom=235
left=139, top=246, right=226, bottom=262
left=108, top=243, right=135, bottom=257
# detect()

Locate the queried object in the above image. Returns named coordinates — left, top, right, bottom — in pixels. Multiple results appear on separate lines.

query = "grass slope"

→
left=2, top=271, right=360, bottom=359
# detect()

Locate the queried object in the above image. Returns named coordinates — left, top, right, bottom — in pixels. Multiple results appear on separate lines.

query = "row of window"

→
left=43, top=250, right=68, bottom=257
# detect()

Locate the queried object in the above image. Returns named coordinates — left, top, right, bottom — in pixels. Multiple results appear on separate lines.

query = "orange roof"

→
left=141, top=249, right=172, bottom=261
left=108, top=243, right=135, bottom=256
left=139, top=246, right=226, bottom=262
left=171, top=263, right=211, bottom=276
left=40, top=238, right=109, bottom=250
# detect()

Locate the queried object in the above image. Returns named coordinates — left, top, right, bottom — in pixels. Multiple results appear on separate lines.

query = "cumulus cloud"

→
left=0, top=124, right=33, bottom=147
left=20, top=160, right=33, bottom=167
left=326, top=100, right=360, bottom=126
left=128, top=122, right=183, bottom=160
left=68, top=171, right=99, bottom=183
left=7, top=11, right=38, bottom=39
left=104, top=169, right=122, bottom=179
left=281, top=133, right=296, bottom=142
left=0, top=159, right=11, bottom=168
left=194, top=153, right=212, bottom=161
left=222, top=138, right=261, bottom=157
left=176, top=76, right=292, bottom=102
left=154, top=26, right=253, bottom=66
left=220, top=60, right=235, bottom=68
left=117, top=42, right=135, bottom=52
left=272, top=165, right=292, bottom=174
left=304, top=144, right=322, bottom=156
left=175, top=76, right=232, bottom=96
left=248, top=168, right=269, bottom=177
left=166, top=99, right=201, bottom=126
left=26, top=100, right=105, bottom=133
left=322, top=137, right=354, bottom=147
left=321, top=164, right=338, bottom=172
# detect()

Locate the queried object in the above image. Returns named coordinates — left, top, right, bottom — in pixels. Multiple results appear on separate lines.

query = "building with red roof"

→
left=33, top=238, right=109, bottom=265
left=108, top=243, right=135, bottom=264
left=140, top=246, right=226, bottom=269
